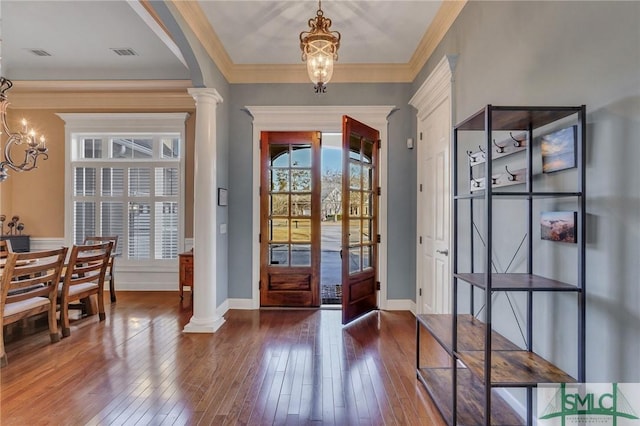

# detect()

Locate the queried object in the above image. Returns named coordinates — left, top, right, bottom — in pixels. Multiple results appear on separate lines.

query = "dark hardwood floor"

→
left=0, top=292, right=446, bottom=425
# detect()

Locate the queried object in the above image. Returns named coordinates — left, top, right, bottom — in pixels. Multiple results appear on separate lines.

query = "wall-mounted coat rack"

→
left=467, top=132, right=527, bottom=166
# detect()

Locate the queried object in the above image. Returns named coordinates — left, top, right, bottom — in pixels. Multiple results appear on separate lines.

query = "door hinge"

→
left=377, top=139, right=381, bottom=149
left=259, top=280, right=262, bottom=290
left=259, top=233, right=261, bottom=243
left=377, top=234, right=381, bottom=243
left=419, top=132, right=423, bottom=141
left=419, top=183, right=423, bottom=192
left=419, top=288, right=422, bottom=296
left=377, top=187, right=381, bottom=196
left=419, top=236, right=422, bottom=244
left=376, top=281, right=381, bottom=291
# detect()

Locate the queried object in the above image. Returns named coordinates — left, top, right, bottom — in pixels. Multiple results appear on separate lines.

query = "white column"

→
left=183, top=88, right=225, bottom=333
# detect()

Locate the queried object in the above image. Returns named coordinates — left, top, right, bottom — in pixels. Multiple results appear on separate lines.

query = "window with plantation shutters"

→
left=66, top=114, right=186, bottom=264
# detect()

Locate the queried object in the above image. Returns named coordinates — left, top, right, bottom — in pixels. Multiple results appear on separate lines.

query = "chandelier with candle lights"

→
left=0, top=77, right=48, bottom=182
left=299, top=0, right=341, bottom=94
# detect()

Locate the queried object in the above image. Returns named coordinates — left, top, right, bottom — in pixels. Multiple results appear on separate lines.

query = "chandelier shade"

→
left=299, top=0, right=341, bottom=93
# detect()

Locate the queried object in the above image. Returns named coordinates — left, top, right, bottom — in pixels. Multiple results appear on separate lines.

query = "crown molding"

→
left=173, top=0, right=467, bottom=84
left=408, top=0, right=467, bottom=80
left=169, top=0, right=235, bottom=81
left=7, top=80, right=195, bottom=110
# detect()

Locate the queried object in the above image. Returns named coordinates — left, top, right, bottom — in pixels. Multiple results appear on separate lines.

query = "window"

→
left=60, top=113, right=188, bottom=263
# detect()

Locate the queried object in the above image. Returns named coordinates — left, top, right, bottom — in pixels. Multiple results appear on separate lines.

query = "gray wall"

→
left=414, top=0, right=640, bottom=383
left=227, top=83, right=417, bottom=301
left=163, top=1, right=231, bottom=307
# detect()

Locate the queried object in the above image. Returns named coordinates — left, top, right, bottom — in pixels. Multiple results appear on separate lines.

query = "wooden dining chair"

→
left=0, top=247, right=68, bottom=367
left=0, top=239, right=12, bottom=260
left=83, top=236, right=118, bottom=303
left=59, top=241, right=113, bottom=338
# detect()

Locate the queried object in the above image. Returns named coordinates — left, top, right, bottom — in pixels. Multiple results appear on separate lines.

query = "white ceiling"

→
left=1, top=0, right=443, bottom=82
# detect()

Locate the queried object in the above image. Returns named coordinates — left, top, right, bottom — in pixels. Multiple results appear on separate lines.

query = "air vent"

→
left=27, top=49, right=52, bottom=57
left=110, top=48, right=138, bottom=56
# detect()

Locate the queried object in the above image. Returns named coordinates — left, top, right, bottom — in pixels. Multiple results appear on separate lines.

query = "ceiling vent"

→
left=27, top=49, right=52, bottom=57
left=110, top=48, right=138, bottom=57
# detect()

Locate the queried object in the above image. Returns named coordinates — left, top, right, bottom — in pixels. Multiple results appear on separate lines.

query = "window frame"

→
left=59, top=113, right=189, bottom=267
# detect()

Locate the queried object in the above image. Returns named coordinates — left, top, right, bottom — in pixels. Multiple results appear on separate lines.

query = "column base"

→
left=183, top=315, right=226, bottom=333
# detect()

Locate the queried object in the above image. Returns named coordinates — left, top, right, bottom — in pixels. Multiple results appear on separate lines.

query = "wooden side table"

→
left=178, top=250, right=193, bottom=300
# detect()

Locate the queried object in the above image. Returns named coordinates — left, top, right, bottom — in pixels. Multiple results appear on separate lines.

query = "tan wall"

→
left=2, top=92, right=196, bottom=238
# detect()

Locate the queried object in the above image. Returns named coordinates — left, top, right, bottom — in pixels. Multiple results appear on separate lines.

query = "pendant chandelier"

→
left=299, top=0, right=341, bottom=94
left=0, top=77, right=48, bottom=182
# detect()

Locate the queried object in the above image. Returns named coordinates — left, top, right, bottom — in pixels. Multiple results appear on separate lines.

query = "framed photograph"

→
left=217, top=188, right=228, bottom=206
left=540, top=211, right=577, bottom=243
left=541, top=125, right=577, bottom=173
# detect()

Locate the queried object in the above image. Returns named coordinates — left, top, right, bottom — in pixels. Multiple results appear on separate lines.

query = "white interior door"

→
left=417, top=96, right=451, bottom=314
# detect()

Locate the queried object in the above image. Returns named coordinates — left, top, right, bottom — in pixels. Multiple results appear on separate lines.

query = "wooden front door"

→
left=341, top=116, right=379, bottom=324
left=260, top=131, right=321, bottom=307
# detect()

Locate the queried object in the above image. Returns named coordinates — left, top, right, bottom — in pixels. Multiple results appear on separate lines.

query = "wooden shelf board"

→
left=417, top=314, right=521, bottom=352
left=417, top=367, right=525, bottom=426
left=458, top=350, right=576, bottom=386
left=454, top=273, right=581, bottom=292
left=455, top=106, right=580, bottom=131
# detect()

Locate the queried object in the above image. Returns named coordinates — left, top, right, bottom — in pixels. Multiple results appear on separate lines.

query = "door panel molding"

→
left=247, top=105, right=394, bottom=310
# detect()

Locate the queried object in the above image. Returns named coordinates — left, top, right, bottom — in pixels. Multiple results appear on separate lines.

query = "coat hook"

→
left=492, top=139, right=505, bottom=154
left=471, top=177, right=482, bottom=188
left=466, top=150, right=477, bottom=163
left=510, top=132, right=525, bottom=147
left=505, top=165, right=517, bottom=181
left=477, top=145, right=486, bottom=159
left=491, top=175, right=500, bottom=185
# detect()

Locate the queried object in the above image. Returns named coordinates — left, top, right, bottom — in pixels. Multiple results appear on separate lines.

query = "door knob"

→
left=436, top=249, right=449, bottom=256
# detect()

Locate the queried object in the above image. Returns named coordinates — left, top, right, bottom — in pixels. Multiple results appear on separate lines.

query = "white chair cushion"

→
left=68, top=282, right=99, bottom=297
left=4, top=297, right=49, bottom=317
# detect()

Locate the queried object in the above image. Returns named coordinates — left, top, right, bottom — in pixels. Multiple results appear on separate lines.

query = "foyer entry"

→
left=259, top=116, right=380, bottom=325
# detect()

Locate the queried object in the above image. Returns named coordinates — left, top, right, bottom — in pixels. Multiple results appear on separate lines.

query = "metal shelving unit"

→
left=417, top=105, right=586, bottom=425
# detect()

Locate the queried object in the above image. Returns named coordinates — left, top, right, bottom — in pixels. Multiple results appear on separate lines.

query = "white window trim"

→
left=58, top=113, right=189, bottom=269
left=245, top=105, right=395, bottom=310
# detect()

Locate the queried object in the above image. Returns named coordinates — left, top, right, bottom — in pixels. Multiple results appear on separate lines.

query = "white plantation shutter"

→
left=74, top=201, right=96, bottom=244
left=100, top=201, right=124, bottom=255
left=67, top=119, right=184, bottom=262
left=155, top=201, right=178, bottom=259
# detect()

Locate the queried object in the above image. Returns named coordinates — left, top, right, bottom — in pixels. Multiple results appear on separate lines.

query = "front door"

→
left=342, top=116, right=379, bottom=324
left=260, top=131, right=321, bottom=307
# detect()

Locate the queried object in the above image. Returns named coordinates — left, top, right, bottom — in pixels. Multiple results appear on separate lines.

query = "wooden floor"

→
left=0, top=292, right=446, bottom=425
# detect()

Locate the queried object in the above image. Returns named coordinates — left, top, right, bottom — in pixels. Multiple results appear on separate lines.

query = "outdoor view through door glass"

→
left=321, top=133, right=343, bottom=305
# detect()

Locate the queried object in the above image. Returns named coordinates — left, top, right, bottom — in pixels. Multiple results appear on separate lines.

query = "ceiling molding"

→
left=408, top=0, right=467, bottom=80
left=231, top=63, right=414, bottom=84
left=169, top=0, right=235, bottom=81
left=7, top=80, right=195, bottom=110
left=172, top=0, right=467, bottom=84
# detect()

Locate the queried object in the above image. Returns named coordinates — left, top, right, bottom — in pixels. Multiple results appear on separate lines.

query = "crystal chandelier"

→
left=299, top=0, right=341, bottom=94
left=0, top=77, right=48, bottom=182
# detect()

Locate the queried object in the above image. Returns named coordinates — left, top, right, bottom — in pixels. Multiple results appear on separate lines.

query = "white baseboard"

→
left=228, top=298, right=256, bottom=310
left=217, top=299, right=230, bottom=317
left=385, top=299, right=414, bottom=312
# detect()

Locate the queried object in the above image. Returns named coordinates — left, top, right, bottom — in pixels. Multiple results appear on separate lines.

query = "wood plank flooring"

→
left=0, top=292, right=446, bottom=425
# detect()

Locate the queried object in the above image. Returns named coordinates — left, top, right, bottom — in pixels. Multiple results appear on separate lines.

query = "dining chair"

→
left=0, top=247, right=68, bottom=367
left=83, top=236, right=118, bottom=303
left=0, top=239, right=12, bottom=261
left=59, top=241, right=113, bottom=338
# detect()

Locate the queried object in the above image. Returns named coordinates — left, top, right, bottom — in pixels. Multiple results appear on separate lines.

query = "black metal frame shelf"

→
left=416, top=105, right=587, bottom=426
